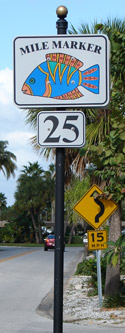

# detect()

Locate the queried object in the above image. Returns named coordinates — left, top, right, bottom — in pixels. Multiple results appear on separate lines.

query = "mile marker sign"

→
left=14, top=34, right=110, bottom=108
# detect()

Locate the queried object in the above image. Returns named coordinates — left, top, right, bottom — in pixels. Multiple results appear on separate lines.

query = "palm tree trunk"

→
left=38, top=216, right=42, bottom=243
left=30, top=209, right=39, bottom=244
left=64, top=219, right=68, bottom=236
left=68, top=223, right=75, bottom=244
left=104, top=207, right=121, bottom=296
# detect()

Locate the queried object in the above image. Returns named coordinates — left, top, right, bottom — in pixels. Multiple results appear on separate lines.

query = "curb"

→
left=36, top=249, right=84, bottom=319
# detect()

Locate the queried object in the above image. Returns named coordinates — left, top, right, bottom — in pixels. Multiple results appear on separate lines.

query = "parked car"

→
left=83, top=233, right=88, bottom=244
left=44, top=234, right=65, bottom=251
left=44, top=234, right=55, bottom=251
left=122, top=229, right=125, bottom=237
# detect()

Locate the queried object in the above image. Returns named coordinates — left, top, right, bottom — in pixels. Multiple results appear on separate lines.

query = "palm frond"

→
left=29, top=135, right=55, bottom=160
left=25, top=109, right=41, bottom=129
left=68, top=24, right=78, bottom=34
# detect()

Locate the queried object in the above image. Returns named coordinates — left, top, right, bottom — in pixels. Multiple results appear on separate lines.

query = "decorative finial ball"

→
left=56, top=6, right=68, bottom=19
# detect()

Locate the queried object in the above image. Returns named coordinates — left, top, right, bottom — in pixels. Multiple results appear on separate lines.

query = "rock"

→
left=63, top=275, right=125, bottom=327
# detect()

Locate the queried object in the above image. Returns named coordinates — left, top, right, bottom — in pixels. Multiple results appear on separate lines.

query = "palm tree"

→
left=75, top=18, right=125, bottom=298
left=0, top=141, right=17, bottom=178
left=14, top=162, right=44, bottom=243
left=0, top=192, right=7, bottom=218
left=14, top=162, right=55, bottom=243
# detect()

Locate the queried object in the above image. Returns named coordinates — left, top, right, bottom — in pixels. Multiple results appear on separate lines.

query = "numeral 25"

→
left=44, top=115, right=79, bottom=143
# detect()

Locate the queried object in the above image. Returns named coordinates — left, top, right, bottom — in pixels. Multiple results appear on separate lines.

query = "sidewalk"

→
left=37, top=249, right=125, bottom=330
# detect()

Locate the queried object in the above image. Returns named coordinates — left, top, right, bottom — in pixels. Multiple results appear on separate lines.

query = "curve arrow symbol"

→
left=90, top=191, right=105, bottom=223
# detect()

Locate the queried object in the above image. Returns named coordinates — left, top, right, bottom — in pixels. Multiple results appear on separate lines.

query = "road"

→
left=0, top=246, right=124, bottom=333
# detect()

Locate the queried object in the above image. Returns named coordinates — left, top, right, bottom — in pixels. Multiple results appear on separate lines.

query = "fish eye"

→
left=29, top=78, right=35, bottom=84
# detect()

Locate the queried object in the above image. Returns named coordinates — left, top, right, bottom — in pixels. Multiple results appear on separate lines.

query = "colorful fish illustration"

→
left=22, top=53, right=99, bottom=100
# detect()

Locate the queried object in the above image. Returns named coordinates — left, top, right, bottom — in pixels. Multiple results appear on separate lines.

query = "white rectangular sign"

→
left=37, top=111, right=85, bottom=147
left=14, top=35, right=110, bottom=108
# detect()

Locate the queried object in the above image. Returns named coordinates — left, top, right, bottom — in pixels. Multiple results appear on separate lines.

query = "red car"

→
left=44, top=234, right=55, bottom=251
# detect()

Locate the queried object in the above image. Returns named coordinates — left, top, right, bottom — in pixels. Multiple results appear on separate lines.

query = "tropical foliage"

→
left=0, top=141, right=17, bottom=178
left=0, top=192, right=7, bottom=211
left=70, top=18, right=125, bottom=299
left=14, top=162, right=55, bottom=243
left=104, top=234, right=125, bottom=267
left=0, top=192, right=7, bottom=222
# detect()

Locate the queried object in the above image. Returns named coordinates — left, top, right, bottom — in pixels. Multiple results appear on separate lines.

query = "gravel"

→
left=63, top=275, right=125, bottom=327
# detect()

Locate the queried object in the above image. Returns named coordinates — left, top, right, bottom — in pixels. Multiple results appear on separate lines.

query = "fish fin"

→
left=43, top=78, right=51, bottom=97
left=46, top=53, right=83, bottom=69
left=81, top=65, right=99, bottom=94
left=53, top=88, right=83, bottom=100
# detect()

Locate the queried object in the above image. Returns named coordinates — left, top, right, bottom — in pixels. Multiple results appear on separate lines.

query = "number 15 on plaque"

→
left=37, top=111, right=85, bottom=148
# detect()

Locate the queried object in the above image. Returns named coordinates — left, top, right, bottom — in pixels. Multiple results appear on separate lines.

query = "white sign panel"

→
left=14, top=35, right=110, bottom=108
left=37, top=111, right=85, bottom=147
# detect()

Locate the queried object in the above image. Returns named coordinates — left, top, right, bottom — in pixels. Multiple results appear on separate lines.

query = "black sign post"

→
left=53, top=6, right=68, bottom=333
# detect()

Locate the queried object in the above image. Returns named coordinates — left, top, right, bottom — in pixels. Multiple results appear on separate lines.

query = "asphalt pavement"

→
left=0, top=246, right=124, bottom=333
left=17, top=316, right=125, bottom=333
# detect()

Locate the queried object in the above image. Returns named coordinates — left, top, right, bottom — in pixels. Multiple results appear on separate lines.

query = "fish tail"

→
left=81, top=65, right=99, bottom=94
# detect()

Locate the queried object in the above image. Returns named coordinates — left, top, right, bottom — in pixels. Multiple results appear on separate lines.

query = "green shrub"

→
left=75, top=257, right=106, bottom=294
left=71, top=236, right=83, bottom=244
left=75, top=258, right=98, bottom=276
left=120, top=258, right=125, bottom=274
left=103, top=294, right=125, bottom=308
left=65, top=235, right=83, bottom=244
left=75, top=259, right=93, bottom=275
left=75, top=254, right=125, bottom=303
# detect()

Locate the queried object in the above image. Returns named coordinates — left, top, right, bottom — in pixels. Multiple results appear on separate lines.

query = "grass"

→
left=65, top=244, right=84, bottom=247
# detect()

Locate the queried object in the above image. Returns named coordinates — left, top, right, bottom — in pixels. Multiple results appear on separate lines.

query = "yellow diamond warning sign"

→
left=73, top=184, right=118, bottom=229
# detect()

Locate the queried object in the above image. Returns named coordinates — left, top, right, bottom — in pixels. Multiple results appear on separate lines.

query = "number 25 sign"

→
left=37, top=111, right=85, bottom=147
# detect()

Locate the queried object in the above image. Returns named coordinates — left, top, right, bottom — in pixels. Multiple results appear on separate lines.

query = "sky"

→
left=0, top=0, right=124, bottom=206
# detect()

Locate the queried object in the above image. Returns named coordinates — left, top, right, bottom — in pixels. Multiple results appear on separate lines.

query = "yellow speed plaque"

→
left=87, top=230, right=108, bottom=251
